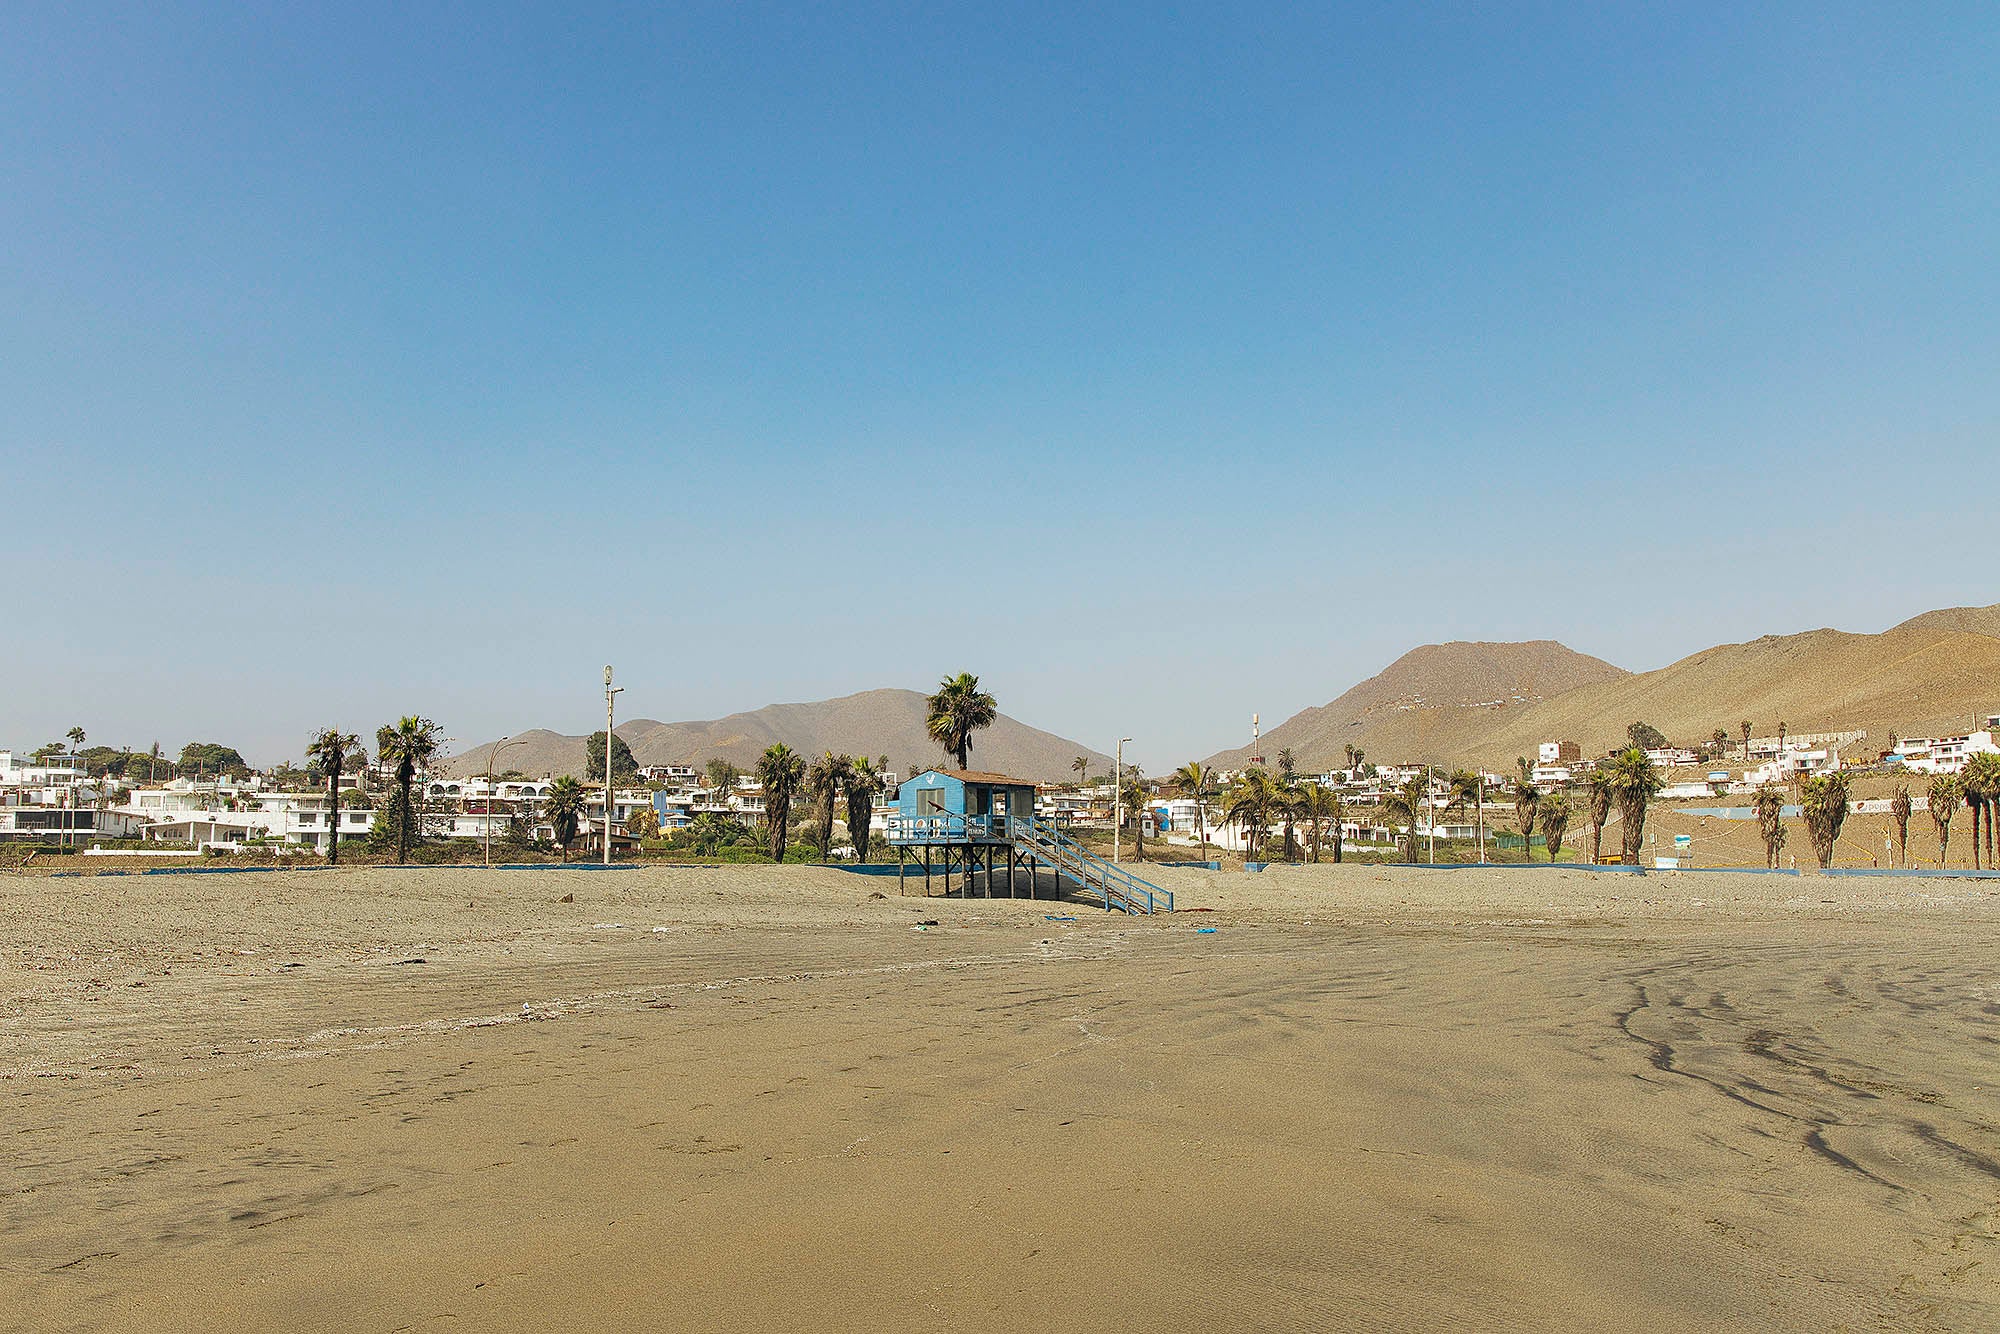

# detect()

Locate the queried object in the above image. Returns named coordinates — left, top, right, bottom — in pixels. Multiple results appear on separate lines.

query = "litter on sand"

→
left=1195, top=927, right=1217, bottom=934
left=1044, top=915, right=1076, bottom=922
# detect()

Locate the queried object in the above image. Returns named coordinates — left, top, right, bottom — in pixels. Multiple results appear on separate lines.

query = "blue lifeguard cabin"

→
left=894, top=768, right=1038, bottom=828
left=885, top=767, right=1173, bottom=913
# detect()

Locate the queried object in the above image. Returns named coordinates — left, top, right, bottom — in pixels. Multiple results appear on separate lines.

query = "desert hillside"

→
left=451, top=689, right=1112, bottom=784
left=1209, top=604, right=2000, bottom=771
left=1205, top=640, right=1628, bottom=769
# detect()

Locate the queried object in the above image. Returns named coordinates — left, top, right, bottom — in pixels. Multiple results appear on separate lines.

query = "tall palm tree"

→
left=757, top=743, right=806, bottom=861
left=1754, top=783, right=1788, bottom=868
left=1889, top=784, right=1912, bottom=868
left=1963, top=753, right=2000, bottom=872
left=306, top=729, right=360, bottom=865
left=375, top=716, right=443, bottom=862
left=1800, top=771, right=1851, bottom=869
left=1604, top=748, right=1664, bottom=865
left=805, top=752, right=846, bottom=862
left=1381, top=776, right=1426, bottom=863
left=843, top=756, right=884, bottom=862
left=1929, top=774, right=1962, bottom=865
left=1448, top=770, right=1484, bottom=862
left=147, top=740, right=162, bottom=784
left=1223, top=768, right=1277, bottom=862
left=545, top=776, right=586, bottom=862
left=1537, top=790, right=1572, bottom=863
left=1512, top=776, right=1540, bottom=863
left=1740, top=720, right=1752, bottom=762
left=1343, top=743, right=1357, bottom=774
left=1276, top=748, right=1296, bottom=780
left=67, top=726, right=85, bottom=756
left=1171, top=761, right=1215, bottom=860
left=1070, top=755, right=1089, bottom=785
left=926, top=673, right=997, bottom=770
left=1274, top=772, right=1303, bottom=861
left=1297, top=783, right=1342, bottom=863
left=1121, top=773, right=1150, bottom=861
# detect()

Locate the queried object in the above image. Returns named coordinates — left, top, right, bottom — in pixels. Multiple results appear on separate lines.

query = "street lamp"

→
left=1114, top=738, right=1133, bottom=863
left=603, top=666, right=623, bottom=866
left=484, top=735, right=529, bottom=868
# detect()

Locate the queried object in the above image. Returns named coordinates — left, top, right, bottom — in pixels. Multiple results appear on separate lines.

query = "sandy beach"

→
left=5, top=862, right=1997, bottom=1331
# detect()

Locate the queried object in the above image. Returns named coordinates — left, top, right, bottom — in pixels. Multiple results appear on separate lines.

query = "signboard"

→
left=1673, top=834, right=1692, bottom=848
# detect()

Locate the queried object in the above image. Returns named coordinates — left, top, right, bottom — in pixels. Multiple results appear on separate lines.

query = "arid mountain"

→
left=1209, top=606, right=2000, bottom=772
left=449, top=689, right=1112, bottom=784
left=1891, top=603, right=2000, bottom=640
left=1205, top=641, right=1628, bottom=770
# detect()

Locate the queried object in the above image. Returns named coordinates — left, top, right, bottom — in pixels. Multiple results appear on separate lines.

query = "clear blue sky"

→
left=6, top=3, right=1996, bottom=773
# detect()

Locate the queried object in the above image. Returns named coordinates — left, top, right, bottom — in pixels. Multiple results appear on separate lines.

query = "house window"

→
left=917, top=787, right=945, bottom=816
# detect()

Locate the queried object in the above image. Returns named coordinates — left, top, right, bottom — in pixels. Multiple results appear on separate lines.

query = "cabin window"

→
left=917, top=787, right=944, bottom=816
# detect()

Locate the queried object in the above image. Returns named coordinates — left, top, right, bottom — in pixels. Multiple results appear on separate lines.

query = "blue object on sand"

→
left=1195, top=927, right=1217, bottom=934
left=1044, top=915, right=1076, bottom=922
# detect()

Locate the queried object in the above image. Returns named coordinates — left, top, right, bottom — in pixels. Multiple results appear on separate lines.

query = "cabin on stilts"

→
left=885, top=768, right=1175, bottom=913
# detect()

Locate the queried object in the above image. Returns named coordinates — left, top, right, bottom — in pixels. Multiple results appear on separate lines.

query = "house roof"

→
left=916, top=768, right=1039, bottom=790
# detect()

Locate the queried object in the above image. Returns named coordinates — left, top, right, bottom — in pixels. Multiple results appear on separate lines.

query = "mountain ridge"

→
left=1206, top=605, right=2000, bottom=772
left=449, top=688, right=1112, bottom=784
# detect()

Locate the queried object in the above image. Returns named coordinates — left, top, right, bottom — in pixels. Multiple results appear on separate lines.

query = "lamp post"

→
left=1113, top=737, right=1132, bottom=863
left=483, top=735, right=529, bottom=868
left=603, top=666, right=623, bottom=866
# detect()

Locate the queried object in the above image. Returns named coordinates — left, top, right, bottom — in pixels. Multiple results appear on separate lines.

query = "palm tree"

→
left=1380, top=776, right=1426, bottom=863
left=1071, top=755, right=1089, bottom=785
left=67, top=726, right=85, bottom=756
left=1709, top=728, right=1729, bottom=760
left=1604, top=748, right=1664, bottom=865
left=1351, top=748, right=1366, bottom=774
left=1513, top=776, right=1540, bottom=863
left=1889, top=785, right=1912, bottom=868
left=843, top=756, right=885, bottom=862
left=306, top=729, right=360, bottom=865
left=1740, top=720, right=1752, bottom=762
left=1276, top=747, right=1296, bottom=779
left=1929, top=774, right=1962, bottom=865
left=147, top=740, right=162, bottom=784
left=545, top=776, right=586, bottom=862
left=1448, top=770, right=1484, bottom=862
left=926, top=673, right=997, bottom=770
left=1800, top=771, right=1851, bottom=869
left=805, top=751, right=846, bottom=862
left=1223, top=768, right=1277, bottom=861
left=1537, top=790, right=1572, bottom=863
left=1963, top=753, right=2000, bottom=871
left=1297, top=783, right=1342, bottom=863
left=1274, top=772, right=1302, bottom=861
left=1754, top=783, right=1788, bottom=868
left=1121, top=773, right=1150, bottom=861
left=1171, top=762, right=1215, bottom=860
left=1343, top=744, right=1358, bottom=774
left=375, top=716, right=443, bottom=862
left=757, top=743, right=806, bottom=861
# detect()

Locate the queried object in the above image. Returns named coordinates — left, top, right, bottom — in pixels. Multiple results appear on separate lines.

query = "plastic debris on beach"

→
left=1195, top=927, right=1217, bottom=934
left=1044, top=915, right=1076, bottom=922
left=592, top=922, right=624, bottom=930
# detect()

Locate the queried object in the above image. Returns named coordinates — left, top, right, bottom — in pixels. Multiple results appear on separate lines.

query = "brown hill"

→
left=1214, top=608, right=2000, bottom=772
left=449, top=689, right=1112, bottom=784
left=1891, top=602, right=2000, bottom=639
left=1205, top=641, right=1628, bottom=770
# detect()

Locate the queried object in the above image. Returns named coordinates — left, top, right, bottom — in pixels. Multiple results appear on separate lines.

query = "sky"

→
left=4, top=3, right=1997, bottom=774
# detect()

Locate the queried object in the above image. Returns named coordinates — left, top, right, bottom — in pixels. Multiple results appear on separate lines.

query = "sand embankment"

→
left=4, top=864, right=1997, bottom=1330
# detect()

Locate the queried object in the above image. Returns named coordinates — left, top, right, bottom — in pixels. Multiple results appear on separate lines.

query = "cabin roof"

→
left=913, top=767, right=1039, bottom=790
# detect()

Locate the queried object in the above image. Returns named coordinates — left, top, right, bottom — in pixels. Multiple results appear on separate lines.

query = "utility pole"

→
left=1114, top=737, right=1132, bottom=863
left=604, top=666, right=622, bottom=866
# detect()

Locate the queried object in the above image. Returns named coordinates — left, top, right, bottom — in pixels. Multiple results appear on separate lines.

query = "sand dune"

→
left=5, top=864, right=1997, bottom=1330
